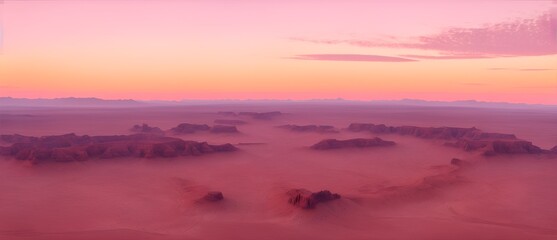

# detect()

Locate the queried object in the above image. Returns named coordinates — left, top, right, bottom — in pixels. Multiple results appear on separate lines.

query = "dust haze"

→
left=1, top=103, right=556, bottom=240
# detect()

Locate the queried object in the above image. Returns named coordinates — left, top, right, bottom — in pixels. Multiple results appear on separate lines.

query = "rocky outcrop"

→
left=348, top=123, right=548, bottom=156
left=348, top=123, right=516, bottom=140
left=311, top=137, right=395, bottom=150
left=450, top=158, right=470, bottom=167
left=214, top=119, right=247, bottom=125
left=209, top=143, right=238, bottom=152
left=287, top=189, right=341, bottom=209
left=170, top=123, right=211, bottom=134
left=0, top=133, right=237, bottom=164
left=170, top=123, right=240, bottom=134
left=444, top=139, right=543, bottom=155
left=0, top=134, right=37, bottom=144
left=210, top=125, right=239, bottom=133
left=443, top=139, right=489, bottom=151
left=484, top=140, right=544, bottom=155
left=200, top=191, right=224, bottom=202
left=130, top=124, right=164, bottom=135
left=278, top=124, right=337, bottom=133
left=239, top=111, right=282, bottom=120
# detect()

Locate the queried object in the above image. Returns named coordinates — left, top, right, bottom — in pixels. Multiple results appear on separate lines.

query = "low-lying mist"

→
left=0, top=104, right=556, bottom=240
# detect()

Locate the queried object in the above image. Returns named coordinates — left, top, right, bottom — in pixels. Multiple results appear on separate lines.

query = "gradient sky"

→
left=1, top=0, right=556, bottom=104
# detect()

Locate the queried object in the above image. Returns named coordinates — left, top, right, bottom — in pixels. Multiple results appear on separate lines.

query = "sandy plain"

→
left=0, top=103, right=556, bottom=240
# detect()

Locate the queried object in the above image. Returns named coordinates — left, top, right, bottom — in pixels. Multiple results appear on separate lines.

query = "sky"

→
left=0, top=0, right=556, bottom=104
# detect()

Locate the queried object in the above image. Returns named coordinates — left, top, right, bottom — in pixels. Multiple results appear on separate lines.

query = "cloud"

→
left=400, top=13, right=556, bottom=58
left=399, top=54, right=490, bottom=60
left=487, top=68, right=556, bottom=71
left=518, top=68, right=556, bottom=71
left=291, top=54, right=417, bottom=62
left=294, top=12, right=557, bottom=60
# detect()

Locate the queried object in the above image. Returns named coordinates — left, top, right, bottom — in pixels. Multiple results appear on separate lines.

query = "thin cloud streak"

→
left=400, top=54, right=490, bottom=60
left=487, top=68, right=556, bottom=71
left=518, top=68, right=556, bottom=71
left=292, top=54, right=417, bottom=62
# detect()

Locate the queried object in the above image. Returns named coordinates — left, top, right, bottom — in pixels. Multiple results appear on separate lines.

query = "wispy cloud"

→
left=397, top=13, right=556, bottom=58
left=292, top=54, right=416, bottom=62
left=518, top=68, right=556, bottom=71
left=399, top=54, right=490, bottom=60
left=487, top=68, right=556, bottom=71
left=294, top=12, right=557, bottom=60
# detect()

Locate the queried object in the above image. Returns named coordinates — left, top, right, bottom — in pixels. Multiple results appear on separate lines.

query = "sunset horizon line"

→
left=2, top=96, right=556, bottom=107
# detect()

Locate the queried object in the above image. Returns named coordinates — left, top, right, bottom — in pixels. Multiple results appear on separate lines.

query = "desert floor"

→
left=1, top=104, right=556, bottom=240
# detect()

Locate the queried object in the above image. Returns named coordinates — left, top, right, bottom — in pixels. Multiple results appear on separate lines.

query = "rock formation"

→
left=278, top=124, right=337, bottom=133
left=486, top=140, right=544, bottom=155
left=170, top=123, right=240, bottom=134
left=200, top=191, right=224, bottom=202
left=348, top=123, right=516, bottom=140
left=0, top=133, right=237, bottom=164
left=348, top=123, right=548, bottom=155
left=450, top=158, right=470, bottom=167
left=287, top=189, right=341, bottom=209
left=130, top=124, right=164, bottom=135
left=210, top=125, right=239, bottom=133
left=238, top=111, right=282, bottom=120
left=445, top=139, right=543, bottom=155
left=214, top=119, right=247, bottom=125
left=0, top=134, right=37, bottom=144
left=311, top=137, right=395, bottom=150
left=170, top=123, right=211, bottom=134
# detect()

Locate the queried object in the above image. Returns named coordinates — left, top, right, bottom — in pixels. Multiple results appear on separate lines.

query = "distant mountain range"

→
left=360, top=99, right=557, bottom=109
left=0, top=97, right=143, bottom=107
left=0, top=97, right=555, bottom=109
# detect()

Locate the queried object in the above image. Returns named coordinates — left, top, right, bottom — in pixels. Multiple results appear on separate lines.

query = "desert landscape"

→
left=1, top=0, right=556, bottom=239
left=0, top=102, right=556, bottom=240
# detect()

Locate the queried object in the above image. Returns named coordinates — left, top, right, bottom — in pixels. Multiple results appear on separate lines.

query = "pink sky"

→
left=1, top=0, right=556, bottom=104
